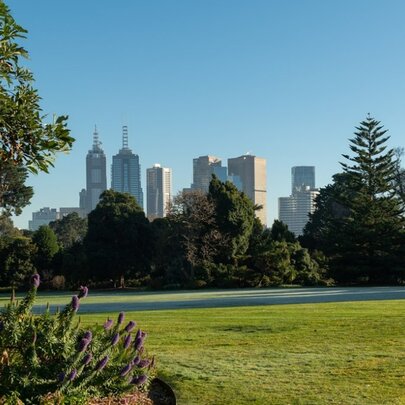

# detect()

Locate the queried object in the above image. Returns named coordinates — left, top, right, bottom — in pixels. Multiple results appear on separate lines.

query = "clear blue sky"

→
left=8, top=0, right=405, bottom=229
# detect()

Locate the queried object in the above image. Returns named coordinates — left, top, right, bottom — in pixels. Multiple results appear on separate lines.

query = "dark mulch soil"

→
left=87, top=379, right=176, bottom=405
left=147, top=378, right=176, bottom=405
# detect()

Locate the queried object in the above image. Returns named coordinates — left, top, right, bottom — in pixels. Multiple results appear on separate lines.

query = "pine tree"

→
left=334, top=116, right=405, bottom=282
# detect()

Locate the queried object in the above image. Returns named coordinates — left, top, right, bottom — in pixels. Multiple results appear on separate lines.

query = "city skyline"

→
left=8, top=0, right=405, bottom=229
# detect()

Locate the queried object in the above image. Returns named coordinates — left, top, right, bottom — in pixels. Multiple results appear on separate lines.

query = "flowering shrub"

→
left=0, top=275, right=155, bottom=404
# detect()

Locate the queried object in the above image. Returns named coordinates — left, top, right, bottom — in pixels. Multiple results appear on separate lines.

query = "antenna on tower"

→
left=122, top=125, right=128, bottom=149
left=93, top=125, right=99, bottom=146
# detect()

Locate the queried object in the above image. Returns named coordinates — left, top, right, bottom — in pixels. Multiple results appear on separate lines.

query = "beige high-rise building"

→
left=146, top=164, right=172, bottom=220
left=228, top=155, right=267, bottom=226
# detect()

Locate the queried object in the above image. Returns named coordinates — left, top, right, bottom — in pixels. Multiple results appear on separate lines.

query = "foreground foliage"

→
left=0, top=276, right=154, bottom=404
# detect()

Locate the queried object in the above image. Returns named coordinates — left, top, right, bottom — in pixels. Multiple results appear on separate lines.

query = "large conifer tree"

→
left=304, top=116, right=405, bottom=283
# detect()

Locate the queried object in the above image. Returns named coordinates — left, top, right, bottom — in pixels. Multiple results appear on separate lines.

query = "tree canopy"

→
left=85, top=190, right=152, bottom=285
left=0, top=2, right=74, bottom=173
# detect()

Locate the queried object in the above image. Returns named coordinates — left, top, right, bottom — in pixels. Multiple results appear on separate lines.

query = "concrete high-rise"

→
left=85, top=126, right=107, bottom=214
left=291, top=166, right=315, bottom=193
left=146, top=164, right=172, bottom=220
left=111, top=126, right=143, bottom=208
left=228, top=154, right=267, bottom=226
left=191, top=155, right=223, bottom=193
left=279, top=166, right=318, bottom=236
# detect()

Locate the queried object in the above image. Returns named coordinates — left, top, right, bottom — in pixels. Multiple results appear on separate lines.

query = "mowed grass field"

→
left=1, top=291, right=404, bottom=404
left=80, top=299, right=404, bottom=405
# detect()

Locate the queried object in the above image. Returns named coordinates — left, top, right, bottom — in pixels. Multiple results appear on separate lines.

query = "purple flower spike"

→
left=132, top=355, right=140, bottom=366
left=138, top=359, right=150, bottom=369
left=67, top=369, right=77, bottom=381
left=131, top=374, right=148, bottom=386
left=124, top=321, right=136, bottom=333
left=111, top=333, right=120, bottom=346
left=123, top=334, right=132, bottom=349
left=83, top=353, right=93, bottom=365
left=78, top=286, right=88, bottom=299
left=83, top=331, right=92, bottom=341
left=103, top=318, right=113, bottom=330
left=78, top=337, right=91, bottom=353
left=31, top=274, right=40, bottom=288
left=118, top=312, right=125, bottom=325
left=135, top=329, right=142, bottom=340
left=71, top=295, right=79, bottom=312
left=134, top=337, right=144, bottom=351
left=57, top=372, right=65, bottom=382
left=95, top=356, right=109, bottom=371
left=120, top=363, right=133, bottom=377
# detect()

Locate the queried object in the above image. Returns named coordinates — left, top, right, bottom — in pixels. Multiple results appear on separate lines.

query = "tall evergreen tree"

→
left=305, top=116, right=405, bottom=283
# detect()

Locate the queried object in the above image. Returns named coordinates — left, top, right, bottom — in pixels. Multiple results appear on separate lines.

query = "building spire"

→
left=122, top=125, right=129, bottom=149
left=93, top=125, right=101, bottom=149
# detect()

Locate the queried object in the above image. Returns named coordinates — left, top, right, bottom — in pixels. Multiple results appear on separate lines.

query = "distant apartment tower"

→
left=278, top=166, right=319, bottom=236
left=84, top=126, right=107, bottom=214
left=28, top=207, right=59, bottom=231
left=291, top=166, right=315, bottom=193
left=111, top=126, right=143, bottom=208
left=146, top=164, right=172, bottom=220
left=228, top=154, right=267, bottom=226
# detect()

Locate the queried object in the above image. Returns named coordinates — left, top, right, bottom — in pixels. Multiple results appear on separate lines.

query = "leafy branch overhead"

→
left=0, top=2, right=74, bottom=173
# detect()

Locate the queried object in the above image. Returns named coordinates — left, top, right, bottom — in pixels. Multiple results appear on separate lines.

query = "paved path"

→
left=33, top=286, right=405, bottom=314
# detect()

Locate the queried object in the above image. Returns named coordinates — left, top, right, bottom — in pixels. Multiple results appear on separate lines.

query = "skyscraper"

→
left=146, top=164, right=172, bottom=220
left=191, top=155, right=223, bottom=193
left=111, top=126, right=143, bottom=208
left=291, top=166, right=315, bottom=193
left=228, top=154, right=267, bottom=226
left=84, top=126, right=107, bottom=214
left=278, top=166, right=318, bottom=236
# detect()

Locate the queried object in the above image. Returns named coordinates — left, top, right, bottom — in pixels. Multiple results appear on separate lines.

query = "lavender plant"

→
left=0, top=276, right=155, bottom=404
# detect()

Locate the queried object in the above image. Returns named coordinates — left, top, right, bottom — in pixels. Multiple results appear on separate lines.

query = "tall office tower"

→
left=291, top=166, right=315, bottom=193
left=278, top=166, right=318, bottom=236
left=228, top=154, right=267, bottom=226
left=191, top=155, right=223, bottom=193
left=146, top=164, right=172, bottom=220
left=85, top=126, right=107, bottom=214
left=111, top=126, right=143, bottom=208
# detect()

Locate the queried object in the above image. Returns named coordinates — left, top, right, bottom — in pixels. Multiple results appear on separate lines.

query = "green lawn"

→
left=75, top=300, right=405, bottom=405
left=1, top=290, right=403, bottom=404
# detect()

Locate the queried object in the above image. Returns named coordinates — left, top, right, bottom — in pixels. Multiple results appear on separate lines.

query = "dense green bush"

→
left=0, top=275, right=155, bottom=404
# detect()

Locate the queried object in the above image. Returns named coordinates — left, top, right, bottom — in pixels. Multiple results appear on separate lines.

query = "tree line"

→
left=0, top=180, right=326, bottom=289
